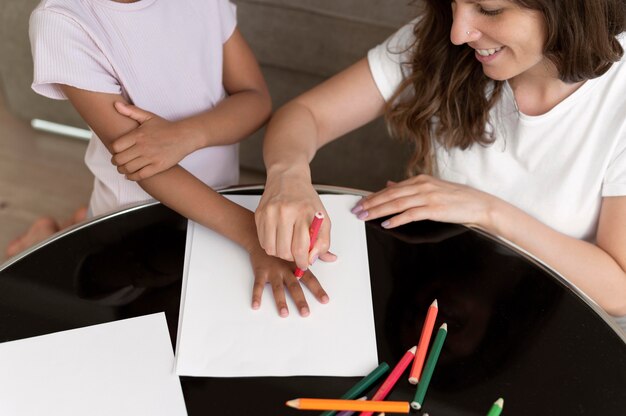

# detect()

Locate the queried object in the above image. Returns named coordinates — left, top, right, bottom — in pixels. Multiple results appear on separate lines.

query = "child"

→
left=21, top=0, right=327, bottom=317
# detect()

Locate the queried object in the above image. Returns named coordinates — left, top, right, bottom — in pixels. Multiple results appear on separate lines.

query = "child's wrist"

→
left=178, top=118, right=207, bottom=153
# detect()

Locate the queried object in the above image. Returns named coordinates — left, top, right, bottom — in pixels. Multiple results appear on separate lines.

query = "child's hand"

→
left=248, top=246, right=329, bottom=317
left=111, top=102, right=199, bottom=181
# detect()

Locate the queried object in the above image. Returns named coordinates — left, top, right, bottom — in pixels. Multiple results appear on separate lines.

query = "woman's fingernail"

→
left=300, top=307, right=310, bottom=317
left=280, top=307, right=289, bottom=317
left=357, top=210, right=369, bottom=220
left=381, top=220, right=390, bottom=228
left=351, top=204, right=364, bottom=214
left=309, top=254, right=319, bottom=266
left=321, top=294, right=330, bottom=304
left=252, top=301, right=260, bottom=310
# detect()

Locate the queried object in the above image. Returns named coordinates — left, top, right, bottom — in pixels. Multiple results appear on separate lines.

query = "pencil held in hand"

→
left=294, top=211, right=324, bottom=278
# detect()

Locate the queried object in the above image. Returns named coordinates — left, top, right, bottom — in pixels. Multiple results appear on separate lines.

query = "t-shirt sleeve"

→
left=217, top=0, right=237, bottom=43
left=29, top=9, right=121, bottom=100
left=602, top=129, right=626, bottom=196
left=366, top=18, right=418, bottom=101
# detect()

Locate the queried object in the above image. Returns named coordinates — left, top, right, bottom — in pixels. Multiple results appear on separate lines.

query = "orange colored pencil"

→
left=286, top=398, right=410, bottom=413
left=408, top=299, right=438, bottom=384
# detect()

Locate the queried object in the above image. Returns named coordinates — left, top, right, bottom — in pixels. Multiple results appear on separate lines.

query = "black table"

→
left=1, top=185, right=625, bottom=415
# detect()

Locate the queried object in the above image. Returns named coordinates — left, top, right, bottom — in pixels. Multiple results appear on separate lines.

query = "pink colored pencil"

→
left=359, top=346, right=417, bottom=416
left=294, top=211, right=324, bottom=278
left=408, top=299, right=439, bottom=384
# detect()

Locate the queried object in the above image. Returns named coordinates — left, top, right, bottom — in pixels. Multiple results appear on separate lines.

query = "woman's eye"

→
left=479, top=7, right=503, bottom=16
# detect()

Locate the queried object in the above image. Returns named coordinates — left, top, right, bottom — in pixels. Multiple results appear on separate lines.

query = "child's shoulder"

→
left=34, top=0, right=83, bottom=14
left=32, top=0, right=93, bottom=25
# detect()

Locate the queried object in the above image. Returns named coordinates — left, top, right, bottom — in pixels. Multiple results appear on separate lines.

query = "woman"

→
left=255, top=0, right=626, bottom=319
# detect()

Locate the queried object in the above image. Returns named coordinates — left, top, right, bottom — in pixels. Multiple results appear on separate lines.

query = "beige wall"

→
left=0, top=0, right=419, bottom=190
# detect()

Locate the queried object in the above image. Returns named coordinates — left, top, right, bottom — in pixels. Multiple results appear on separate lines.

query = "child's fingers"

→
left=114, top=102, right=153, bottom=124
left=270, top=280, right=289, bottom=318
left=126, top=165, right=161, bottom=182
left=251, top=279, right=265, bottom=310
left=111, top=135, right=135, bottom=154
left=284, top=275, right=310, bottom=317
left=300, top=272, right=329, bottom=304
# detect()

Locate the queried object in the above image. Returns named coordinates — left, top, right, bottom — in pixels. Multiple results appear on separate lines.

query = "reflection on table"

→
left=1, top=186, right=625, bottom=415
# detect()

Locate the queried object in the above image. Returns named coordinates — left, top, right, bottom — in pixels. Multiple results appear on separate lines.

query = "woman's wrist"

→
left=266, top=160, right=312, bottom=182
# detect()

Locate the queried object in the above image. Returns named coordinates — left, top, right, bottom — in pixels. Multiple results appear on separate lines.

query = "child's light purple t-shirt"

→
left=30, top=0, right=239, bottom=216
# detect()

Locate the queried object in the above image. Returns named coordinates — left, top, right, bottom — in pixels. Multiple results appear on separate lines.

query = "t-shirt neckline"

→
left=503, top=75, right=598, bottom=123
left=92, top=0, right=158, bottom=11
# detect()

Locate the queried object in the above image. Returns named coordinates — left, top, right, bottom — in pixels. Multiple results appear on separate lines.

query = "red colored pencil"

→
left=359, top=345, right=417, bottom=416
left=408, top=299, right=439, bottom=384
left=294, top=211, right=324, bottom=278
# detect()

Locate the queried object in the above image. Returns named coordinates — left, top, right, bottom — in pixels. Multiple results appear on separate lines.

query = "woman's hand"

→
left=110, top=102, right=199, bottom=181
left=248, top=246, right=329, bottom=317
left=255, top=168, right=336, bottom=271
left=352, top=174, right=500, bottom=230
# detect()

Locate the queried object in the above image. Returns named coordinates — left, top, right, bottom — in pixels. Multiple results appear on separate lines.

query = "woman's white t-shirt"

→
left=368, top=22, right=626, bottom=242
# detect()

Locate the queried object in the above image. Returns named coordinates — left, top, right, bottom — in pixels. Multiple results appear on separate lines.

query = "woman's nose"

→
left=449, top=7, right=481, bottom=45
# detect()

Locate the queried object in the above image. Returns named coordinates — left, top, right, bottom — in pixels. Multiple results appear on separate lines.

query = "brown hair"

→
left=386, top=0, right=626, bottom=176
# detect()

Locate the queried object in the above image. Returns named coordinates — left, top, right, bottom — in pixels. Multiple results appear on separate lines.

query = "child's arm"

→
left=110, top=28, right=271, bottom=181
left=61, top=84, right=324, bottom=317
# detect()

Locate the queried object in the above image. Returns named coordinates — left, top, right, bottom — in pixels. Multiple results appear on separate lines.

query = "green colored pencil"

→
left=486, top=398, right=504, bottom=416
left=410, top=323, right=448, bottom=410
left=320, top=362, right=390, bottom=416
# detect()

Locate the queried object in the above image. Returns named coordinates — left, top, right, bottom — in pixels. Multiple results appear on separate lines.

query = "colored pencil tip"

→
left=410, top=401, right=421, bottom=410
left=286, top=399, right=299, bottom=409
left=409, top=345, right=417, bottom=354
left=495, top=398, right=504, bottom=408
left=432, top=299, right=438, bottom=307
left=408, top=376, right=418, bottom=385
left=315, top=211, right=325, bottom=219
left=440, top=322, right=448, bottom=331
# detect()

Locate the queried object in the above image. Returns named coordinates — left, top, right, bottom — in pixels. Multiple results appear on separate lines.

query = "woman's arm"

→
left=506, top=195, right=626, bottom=316
left=256, top=58, right=387, bottom=270
left=61, top=85, right=326, bottom=317
left=110, top=28, right=272, bottom=180
left=357, top=175, right=626, bottom=315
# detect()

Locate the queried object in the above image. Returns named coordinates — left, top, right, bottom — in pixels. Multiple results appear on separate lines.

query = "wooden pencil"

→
left=411, top=323, right=448, bottom=410
left=409, top=299, right=439, bottom=384
left=486, top=398, right=504, bottom=416
left=286, top=398, right=410, bottom=413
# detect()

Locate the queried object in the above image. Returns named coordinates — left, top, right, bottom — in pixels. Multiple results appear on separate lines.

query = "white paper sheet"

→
left=0, top=313, right=187, bottom=416
left=176, top=194, right=378, bottom=377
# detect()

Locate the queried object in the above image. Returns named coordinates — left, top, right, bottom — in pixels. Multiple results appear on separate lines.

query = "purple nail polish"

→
left=351, top=204, right=364, bottom=214
left=357, top=210, right=369, bottom=220
left=381, top=220, right=390, bottom=228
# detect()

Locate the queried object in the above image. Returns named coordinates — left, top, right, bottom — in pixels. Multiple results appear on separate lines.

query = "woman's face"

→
left=450, top=0, right=550, bottom=82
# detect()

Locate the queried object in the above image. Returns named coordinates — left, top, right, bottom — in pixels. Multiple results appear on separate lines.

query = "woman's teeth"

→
left=476, top=46, right=503, bottom=56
